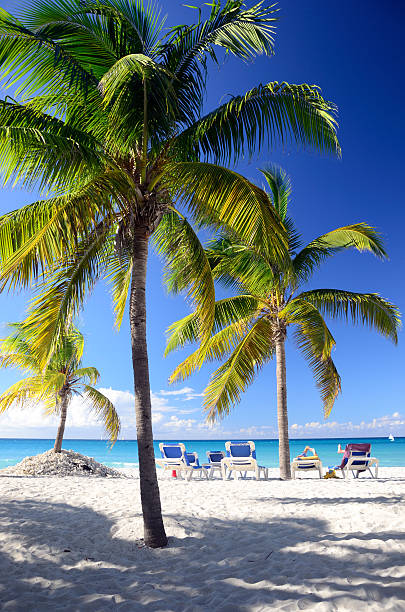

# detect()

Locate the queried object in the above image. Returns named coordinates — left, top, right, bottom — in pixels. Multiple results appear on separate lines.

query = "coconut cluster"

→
left=0, top=448, right=126, bottom=477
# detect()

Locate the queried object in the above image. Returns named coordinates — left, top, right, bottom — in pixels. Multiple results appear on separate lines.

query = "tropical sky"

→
left=0, top=0, right=404, bottom=440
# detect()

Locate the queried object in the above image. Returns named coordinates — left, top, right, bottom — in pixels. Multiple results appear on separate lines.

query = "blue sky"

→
left=0, top=0, right=404, bottom=440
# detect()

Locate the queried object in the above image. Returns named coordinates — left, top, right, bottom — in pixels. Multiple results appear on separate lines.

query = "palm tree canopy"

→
left=0, top=323, right=120, bottom=442
left=0, top=0, right=340, bottom=363
left=166, top=166, right=400, bottom=421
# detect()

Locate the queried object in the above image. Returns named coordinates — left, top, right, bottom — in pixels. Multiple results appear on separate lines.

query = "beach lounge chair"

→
left=222, top=441, right=268, bottom=480
left=203, top=450, right=226, bottom=479
left=291, top=454, right=323, bottom=479
left=156, top=443, right=209, bottom=480
left=337, top=443, right=379, bottom=478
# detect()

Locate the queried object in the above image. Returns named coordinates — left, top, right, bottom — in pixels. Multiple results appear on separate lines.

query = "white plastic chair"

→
left=291, top=457, right=323, bottom=479
left=222, top=441, right=268, bottom=480
left=203, top=450, right=226, bottom=479
left=341, top=451, right=379, bottom=479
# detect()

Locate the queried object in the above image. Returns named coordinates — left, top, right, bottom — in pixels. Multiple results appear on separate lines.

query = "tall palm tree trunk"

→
left=275, top=336, right=291, bottom=479
left=129, top=227, right=168, bottom=548
left=54, top=393, right=68, bottom=453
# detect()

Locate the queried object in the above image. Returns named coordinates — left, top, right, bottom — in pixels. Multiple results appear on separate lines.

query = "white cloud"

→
left=0, top=385, right=206, bottom=439
left=156, top=387, right=204, bottom=401
left=1, top=384, right=404, bottom=440
left=163, top=415, right=197, bottom=430
left=157, top=387, right=194, bottom=396
left=289, top=412, right=405, bottom=437
left=152, top=412, right=165, bottom=425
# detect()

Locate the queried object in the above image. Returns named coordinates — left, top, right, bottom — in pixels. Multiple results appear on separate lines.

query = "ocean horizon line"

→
left=0, top=435, right=403, bottom=441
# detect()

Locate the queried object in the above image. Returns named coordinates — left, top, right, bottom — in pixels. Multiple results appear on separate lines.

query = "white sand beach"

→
left=0, top=467, right=404, bottom=611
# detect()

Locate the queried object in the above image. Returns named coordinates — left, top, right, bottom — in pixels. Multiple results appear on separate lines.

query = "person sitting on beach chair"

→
left=335, top=443, right=379, bottom=478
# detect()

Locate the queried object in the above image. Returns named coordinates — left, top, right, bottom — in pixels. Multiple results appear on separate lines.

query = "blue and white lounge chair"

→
left=337, top=443, right=379, bottom=479
left=291, top=455, right=323, bottom=479
left=203, top=450, right=226, bottom=479
left=156, top=443, right=208, bottom=480
left=222, top=441, right=268, bottom=480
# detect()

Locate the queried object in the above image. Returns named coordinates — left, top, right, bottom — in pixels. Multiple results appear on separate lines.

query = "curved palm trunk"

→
left=54, top=393, right=68, bottom=453
left=129, top=228, right=167, bottom=548
left=275, top=337, right=291, bottom=480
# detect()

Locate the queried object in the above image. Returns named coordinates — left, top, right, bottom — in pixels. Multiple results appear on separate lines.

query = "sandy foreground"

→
left=0, top=467, right=404, bottom=612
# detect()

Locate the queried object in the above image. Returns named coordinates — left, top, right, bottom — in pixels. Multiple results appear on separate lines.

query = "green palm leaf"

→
left=260, top=165, right=291, bottom=221
left=204, top=316, right=275, bottom=422
left=23, top=225, right=113, bottom=364
left=175, top=81, right=340, bottom=163
left=0, top=7, right=97, bottom=96
left=0, top=372, right=64, bottom=413
left=73, top=366, right=100, bottom=386
left=206, top=235, right=274, bottom=296
left=293, top=224, right=387, bottom=281
left=163, top=1, right=278, bottom=124
left=170, top=317, right=252, bottom=384
left=83, top=384, right=120, bottom=444
left=163, top=161, right=287, bottom=263
left=297, top=289, right=400, bottom=343
left=153, top=210, right=215, bottom=344
left=0, top=181, right=117, bottom=292
left=104, top=251, right=133, bottom=330
left=165, top=294, right=261, bottom=356
left=282, top=298, right=341, bottom=417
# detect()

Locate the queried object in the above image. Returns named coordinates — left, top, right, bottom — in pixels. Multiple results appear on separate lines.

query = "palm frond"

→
left=0, top=350, right=37, bottom=372
left=162, top=1, right=278, bottom=125
left=281, top=298, right=336, bottom=359
left=48, top=326, right=84, bottom=372
left=203, top=316, right=275, bottom=422
left=99, top=52, right=177, bottom=152
left=33, top=0, right=166, bottom=62
left=0, top=372, right=63, bottom=413
left=293, top=323, right=341, bottom=418
left=0, top=124, right=105, bottom=194
left=0, top=322, right=38, bottom=372
left=0, top=174, right=119, bottom=291
left=82, top=384, right=120, bottom=444
left=73, top=366, right=99, bottom=386
left=22, top=224, right=113, bottom=365
left=297, top=289, right=400, bottom=343
left=259, top=165, right=291, bottom=221
left=153, top=210, right=215, bottom=344
left=104, top=251, right=133, bottom=330
left=163, top=161, right=287, bottom=264
left=206, top=234, right=274, bottom=296
left=282, top=298, right=340, bottom=417
left=174, top=81, right=340, bottom=163
left=165, top=294, right=261, bottom=356
left=170, top=317, right=252, bottom=384
left=0, top=6, right=97, bottom=96
left=293, top=224, right=387, bottom=282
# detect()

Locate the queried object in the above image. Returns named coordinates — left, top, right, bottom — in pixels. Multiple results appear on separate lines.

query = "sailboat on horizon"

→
left=388, top=433, right=395, bottom=442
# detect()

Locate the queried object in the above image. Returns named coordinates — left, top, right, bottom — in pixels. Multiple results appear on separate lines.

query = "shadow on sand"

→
left=0, top=496, right=404, bottom=611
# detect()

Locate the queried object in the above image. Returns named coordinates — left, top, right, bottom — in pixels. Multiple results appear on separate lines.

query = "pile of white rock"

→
left=0, top=448, right=126, bottom=477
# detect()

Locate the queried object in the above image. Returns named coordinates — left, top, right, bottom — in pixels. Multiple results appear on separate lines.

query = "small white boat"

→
left=388, top=433, right=395, bottom=442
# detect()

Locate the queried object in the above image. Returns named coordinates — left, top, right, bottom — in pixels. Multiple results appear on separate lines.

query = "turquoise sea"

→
left=0, top=437, right=404, bottom=470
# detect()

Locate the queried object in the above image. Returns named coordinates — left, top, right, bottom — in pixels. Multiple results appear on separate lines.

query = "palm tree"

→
left=165, top=167, right=400, bottom=479
left=0, top=1, right=340, bottom=546
left=0, top=324, right=120, bottom=452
